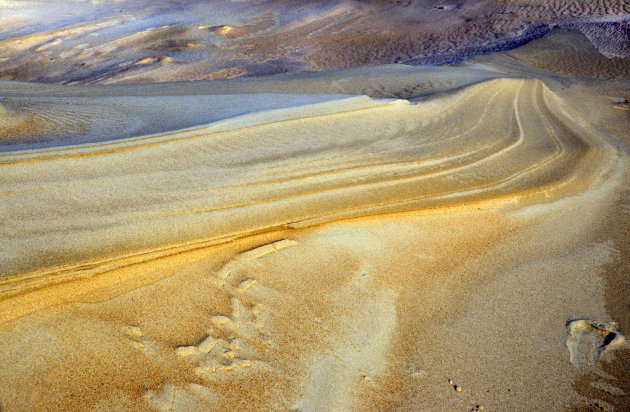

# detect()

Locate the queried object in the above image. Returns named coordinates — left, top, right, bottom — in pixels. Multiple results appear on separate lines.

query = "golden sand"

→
left=0, top=30, right=629, bottom=411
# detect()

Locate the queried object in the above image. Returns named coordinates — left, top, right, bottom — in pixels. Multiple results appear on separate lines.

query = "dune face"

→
left=1, top=3, right=630, bottom=412
left=0, top=93, right=351, bottom=151
left=0, top=77, right=608, bottom=279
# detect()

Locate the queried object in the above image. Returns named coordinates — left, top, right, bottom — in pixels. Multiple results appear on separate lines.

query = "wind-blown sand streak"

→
left=0, top=77, right=613, bottom=296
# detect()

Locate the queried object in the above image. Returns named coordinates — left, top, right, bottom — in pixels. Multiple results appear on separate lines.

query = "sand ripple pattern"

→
left=0, top=77, right=611, bottom=319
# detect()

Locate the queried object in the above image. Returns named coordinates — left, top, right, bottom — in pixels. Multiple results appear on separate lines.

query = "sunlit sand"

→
left=0, top=4, right=629, bottom=411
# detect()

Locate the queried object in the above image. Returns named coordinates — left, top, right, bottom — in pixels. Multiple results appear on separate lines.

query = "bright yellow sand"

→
left=0, top=34, right=629, bottom=411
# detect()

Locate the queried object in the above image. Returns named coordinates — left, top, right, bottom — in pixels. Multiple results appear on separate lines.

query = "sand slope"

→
left=0, top=76, right=611, bottom=301
left=0, top=1, right=628, bottom=83
left=1, top=34, right=630, bottom=411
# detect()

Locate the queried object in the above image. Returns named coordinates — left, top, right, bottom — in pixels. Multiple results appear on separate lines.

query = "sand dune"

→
left=0, top=1, right=629, bottom=83
left=1, top=27, right=630, bottom=411
left=0, top=92, right=355, bottom=150
left=0, top=40, right=628, bottom=411
left=0, top=76, right=612, bottom=286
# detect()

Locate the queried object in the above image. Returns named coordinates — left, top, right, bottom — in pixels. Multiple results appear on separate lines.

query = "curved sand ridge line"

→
left=0, top=93, right=358, bottom=152
left=0, top=76, right=617, bottom=323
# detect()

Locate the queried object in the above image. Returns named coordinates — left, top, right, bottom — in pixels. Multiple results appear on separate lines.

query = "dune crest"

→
left=0, top=76, right=615, bottom=313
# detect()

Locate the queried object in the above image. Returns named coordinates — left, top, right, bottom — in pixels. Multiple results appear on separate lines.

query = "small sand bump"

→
left=231, top=297, right=243, bottom=318
left=221, top=363, right=237, bottom=371
left=239, top=279, right=257, bottom=291
left=135, top=57, right=157, bottom=65
left=211, top=316, right=239, bottom=330
left=176, top=346, right=198, bottom=357
left=195, top=365, right=215, bottom=375
left=122, top=325, right=143, bottom=337
left=227, top=340, right=241, bottom=351
left=135, top=56, right=172, bottom=65
left=215, top=26, right=233, bottom=35
left=129, top=341, right=146, bottom=350
left=198, top=336, right=218, bottom=353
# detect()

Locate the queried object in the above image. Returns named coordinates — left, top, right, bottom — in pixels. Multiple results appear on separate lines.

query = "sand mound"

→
left=0, top=76, right=611, bottom=283
left=0, top=93, right=357, bottom=151
left=577, top=22, right=630, bottom=58
left=497, top=28, right=630, bottom=80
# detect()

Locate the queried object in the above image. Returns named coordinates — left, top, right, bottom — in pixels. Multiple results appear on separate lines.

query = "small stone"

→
left=448, top=378, right=454, bottom=385
left=455, top=385, right=462, bottom=392
left=479, top=407, right=484, bottom=411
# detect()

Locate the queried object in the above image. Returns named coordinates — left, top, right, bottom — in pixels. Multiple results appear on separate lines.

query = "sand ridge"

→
left=0, top=75, right=613, bottom=290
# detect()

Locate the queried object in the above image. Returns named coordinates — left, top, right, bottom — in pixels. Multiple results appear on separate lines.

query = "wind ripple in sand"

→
left=0, top=75, right=616, bottom=323
left=0, top=93, right=350, bottom=151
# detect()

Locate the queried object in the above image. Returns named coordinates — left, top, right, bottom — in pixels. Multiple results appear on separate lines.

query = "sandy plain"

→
left=0, top=2, right=630, bottom=410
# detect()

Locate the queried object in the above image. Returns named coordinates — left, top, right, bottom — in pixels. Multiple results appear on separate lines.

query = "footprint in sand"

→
left=145, top=291, right=270, bottom=410
left=146, top=240, right=296, bottom=410
left=123, top=325, right=159, bottom=355
left=566, top=318, right=626, bottom=368
left=175, top=296, right=272, bottom=379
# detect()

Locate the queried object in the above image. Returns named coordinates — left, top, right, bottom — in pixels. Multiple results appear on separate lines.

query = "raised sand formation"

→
left=1, top=37, right=629, bottom=409
left=0, top=7, right=630, bottom=412
left=0, top=76, right=610, bottom=285
left=0, top=0, right=628, bottom=83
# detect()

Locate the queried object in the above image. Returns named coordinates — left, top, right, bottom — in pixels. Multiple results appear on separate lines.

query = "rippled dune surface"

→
left=0, top=0, right=629, bottom=83
left=1, top=7, right=630, bottom=412
left=0, top=76, right=609, bottom=279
